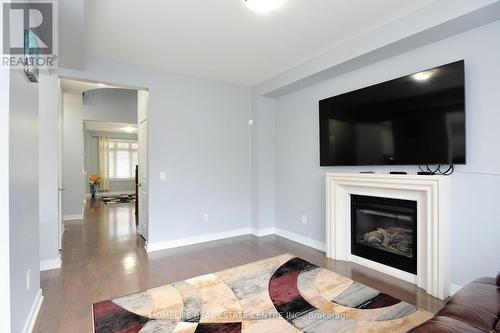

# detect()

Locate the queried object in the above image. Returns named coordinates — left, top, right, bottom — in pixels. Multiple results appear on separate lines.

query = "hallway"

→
left=34, top=200, right=443, bottom=332
left=35, top=200, right=146, bottom=332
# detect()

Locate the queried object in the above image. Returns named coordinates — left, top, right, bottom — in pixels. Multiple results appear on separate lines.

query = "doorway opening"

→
left=58, top=78, right=149, bottom=250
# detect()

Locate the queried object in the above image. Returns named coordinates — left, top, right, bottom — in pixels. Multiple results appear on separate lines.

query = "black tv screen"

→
left=319, top=60, right=466, bottom=166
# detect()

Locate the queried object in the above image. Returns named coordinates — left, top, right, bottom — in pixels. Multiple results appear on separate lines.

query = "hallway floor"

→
left=34, top=200, right=443, bottom=332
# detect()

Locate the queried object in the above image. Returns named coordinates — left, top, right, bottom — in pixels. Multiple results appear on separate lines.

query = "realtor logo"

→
left=1, top=0, right=57, bottom=78
left=3, top=1, right=53, bottom=54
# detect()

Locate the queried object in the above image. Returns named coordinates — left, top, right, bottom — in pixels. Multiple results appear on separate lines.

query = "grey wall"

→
left=9, top=69, right=40, bottom=333
left=62, top=93, right=85, bottom=217
left=59, top=56, right=252, bottom=244
left=251, top=94, right=276, bottom=232
left=59, top=0, right=85, bottom=69
left=146, top=74, right=251, bottom=242
left=0, top=61, right=10, bottom=332
left=272, top=21, right=500, bottom=287
left=84, top=130, right=138, bottom=194
left=63, top=91, right=138, bottom=217
left=83, top=88, right=138, bottom=108
left=39, top=74, right=60, bottom=262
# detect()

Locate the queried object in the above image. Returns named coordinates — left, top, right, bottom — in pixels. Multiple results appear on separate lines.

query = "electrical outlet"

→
left=203, top=214, right=209, bottom=223
left=26, top=269, right=31, bottom=290
left=160, top=172, right=166, bottom=181
left=300, top=214, right=307, bottom=225
left=248, top=119, right=254, bottom=125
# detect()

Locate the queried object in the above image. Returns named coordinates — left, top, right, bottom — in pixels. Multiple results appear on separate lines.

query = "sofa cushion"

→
left=436, top=303, right=497, bottom=331
left=449, top=281, right=500, bottom=319
left=408, top=316, right=486, bottom=333
left=408, top=273, right=500, bottom=333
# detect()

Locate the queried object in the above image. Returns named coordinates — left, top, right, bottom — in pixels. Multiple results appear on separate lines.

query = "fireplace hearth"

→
left=351, top=195, right=417, bottom=274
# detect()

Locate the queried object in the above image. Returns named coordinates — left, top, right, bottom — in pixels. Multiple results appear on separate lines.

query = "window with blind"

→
left=109, top=140, right=138, bottom=179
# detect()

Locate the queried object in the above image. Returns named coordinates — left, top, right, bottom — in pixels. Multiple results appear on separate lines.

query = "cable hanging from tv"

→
left=418, top=164, right=454, bottom=176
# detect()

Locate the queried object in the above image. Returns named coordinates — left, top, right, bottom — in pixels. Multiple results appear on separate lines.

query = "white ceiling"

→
left=84, top=121, right=138, bottom=134
left=85, top=0, right=437, bottom=86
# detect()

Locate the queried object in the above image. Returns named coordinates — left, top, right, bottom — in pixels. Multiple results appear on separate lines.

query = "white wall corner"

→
left=251, top=227, right=275, bottom=237
left=22, top=289, right=43, bottom=333
left=40, top=255, right=61, bottom=272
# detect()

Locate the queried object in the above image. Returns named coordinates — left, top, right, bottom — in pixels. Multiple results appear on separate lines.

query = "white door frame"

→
left=137, top=90, right=149, bottom=241
left=57, top=78, right=64, bottom=250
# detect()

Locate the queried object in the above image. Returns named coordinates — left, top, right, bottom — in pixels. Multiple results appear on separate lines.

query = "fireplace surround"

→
left=326, top=173, right=451, bottom=300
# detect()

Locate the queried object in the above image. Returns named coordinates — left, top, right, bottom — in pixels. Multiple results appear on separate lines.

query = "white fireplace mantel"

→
left=326, top=173, right=451, bottom=300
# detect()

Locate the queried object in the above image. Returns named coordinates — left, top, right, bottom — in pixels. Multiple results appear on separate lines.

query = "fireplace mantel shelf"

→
left=326, top=173, right=451, bottom=300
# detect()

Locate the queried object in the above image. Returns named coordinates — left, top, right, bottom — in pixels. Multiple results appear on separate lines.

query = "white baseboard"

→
left=86, top=190, right=135, bottom=199
left=146, top=227, right=252, bottom=253
left=63, top=207, right=85, bottom=221
left=22, top=289, right=43, bottom=333
left=63, top=214, right=83, bottom=221
left=450, top=283, right=462, bottom=295
left=273, top=228, right=326, bottom=252
left=40, top=255, right=61, bottom=271
left=146, top=226, right=326, bottom=254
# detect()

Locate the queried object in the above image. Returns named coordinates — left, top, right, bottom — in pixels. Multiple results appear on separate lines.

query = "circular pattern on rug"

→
left=268, top=257, right=423, bottom=331
left=295, top=266, right=416, bottom=322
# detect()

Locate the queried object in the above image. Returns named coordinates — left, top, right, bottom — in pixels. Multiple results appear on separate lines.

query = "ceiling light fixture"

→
left=244, top=0, right=284, bottom=13
left=122, top=127, right=136, bottom=133
left=412, top=70, right=434, bottom=81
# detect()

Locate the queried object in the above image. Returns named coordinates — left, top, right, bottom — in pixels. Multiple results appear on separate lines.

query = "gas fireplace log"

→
left=362, top=228, right=412, bottom=254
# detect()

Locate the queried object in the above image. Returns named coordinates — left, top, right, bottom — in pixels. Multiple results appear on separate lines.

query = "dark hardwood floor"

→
left=34, top=200, right=444, bottom=332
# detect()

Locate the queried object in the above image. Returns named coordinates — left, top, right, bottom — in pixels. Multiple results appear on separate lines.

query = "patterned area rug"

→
left=102, top=194, right=136, bottom=205
left=93, top=254, right=432, bottom=332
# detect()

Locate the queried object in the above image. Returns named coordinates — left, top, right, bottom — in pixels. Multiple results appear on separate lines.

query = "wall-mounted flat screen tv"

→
left=319, top=60, right=466, bottom=166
